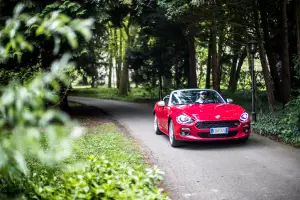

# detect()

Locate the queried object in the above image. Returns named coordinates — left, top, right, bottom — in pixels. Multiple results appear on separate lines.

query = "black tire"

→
left=154, top=114, right=163, bottom=135
left=168, top=120, right=182, bottom=147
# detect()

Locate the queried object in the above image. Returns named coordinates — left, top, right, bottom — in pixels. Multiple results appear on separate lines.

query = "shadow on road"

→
left=160, top=134, right=264, bottom=150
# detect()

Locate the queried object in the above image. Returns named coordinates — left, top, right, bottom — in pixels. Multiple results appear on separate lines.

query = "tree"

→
left=281, top=0, right=291, bottom=104
left=296, top=0, right=300, bottom=58
left=253, top=0, right=276, bottom=111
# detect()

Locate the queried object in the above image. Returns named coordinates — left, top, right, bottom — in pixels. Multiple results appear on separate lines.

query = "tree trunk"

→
left=59, top=83, right=71, bottom=113
left=228, top=52, right=238, bottom=92
left=82, top=74, right=88, bottom=85
left=187, top=35, right=197, bottom=88
left=281, top=0, right=291, bottom=104
left=246, top=42, right=253, bottom=78
left=117, top=28, right=123, bottom=89
left=198, top=64, right=204, bottom=87
left=254, top=0, right=276, bottom=111
left=113, top=28, right=118, bottom=88
left=296, top=0, right=300, bottom=58
left=91, top=76, right=97, bottom=88
left=217, top=19, right=225, bottom=85
left=119, top=24, right=131, bottom=96
left=205, top=33, right=212, bottom=89
left=128, top=69, right=131, bottom=92
left=108, top=28, right=113, bottom=88
left=151, top=75, right=156, bottom=88
left=211, top=10, right=220, bottom=91
left=258, top=0, right=281, bottom=100
left=175, top=63, right=181, bottom=88
left=233, top=48, right=247, bottom=92
left=119, top=59, right=129, bottom=96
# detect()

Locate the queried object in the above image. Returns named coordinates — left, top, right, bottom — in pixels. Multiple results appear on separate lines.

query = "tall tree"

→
left=228, top=49, right=239, bottom=92
left=254, top=0, right=276, bottom=111
left=108, top=27, right=113, bottom=88
left=113, top=28, right=118, bottom=88
left=119, top=17, right=133, bottom=96
left=281, top=0, right=291, bottom=104
left=258, top=0, right=281, bottom=100
left=211, top=6, right=220, bottom=91
left=187, top=33, right=197, bottom=88
left=295, top=0, right=300, bottom=58
left=117, top=28, right=123, bottom=89
left=206, top=33, right=212, bottom=89
left=234, top=48, right=247, bottom=92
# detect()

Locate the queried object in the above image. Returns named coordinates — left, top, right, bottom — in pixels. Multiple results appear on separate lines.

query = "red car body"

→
left=153, top=89, right=251, bottom=147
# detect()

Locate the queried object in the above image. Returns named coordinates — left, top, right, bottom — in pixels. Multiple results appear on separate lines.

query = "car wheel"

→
left=239, top=136, right=249, bottom=143
left=154, top=114, right=163, bottom=135
left=168, top=120, right=182, bottom=147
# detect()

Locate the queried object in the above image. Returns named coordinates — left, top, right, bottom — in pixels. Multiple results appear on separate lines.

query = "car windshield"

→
left=170, top=90, right=225, bottom=105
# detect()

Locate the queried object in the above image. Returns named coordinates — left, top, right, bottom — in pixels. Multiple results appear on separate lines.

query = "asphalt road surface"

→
left=69, top=96, right=300, bottom=200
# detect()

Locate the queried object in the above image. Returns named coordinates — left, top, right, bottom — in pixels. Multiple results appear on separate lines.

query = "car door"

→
left=155, top=95, right=169, bottom=131
left=160, top=96, right=171, bottom=131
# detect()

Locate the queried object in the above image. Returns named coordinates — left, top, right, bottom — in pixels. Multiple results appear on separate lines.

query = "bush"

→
left=0, top=3, right=94, bottom=196
left=253, top=93, right=300, bottom=146
left=29, top=156, right=168, bottom=200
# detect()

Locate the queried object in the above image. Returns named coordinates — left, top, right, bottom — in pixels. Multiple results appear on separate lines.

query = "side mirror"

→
left=157, top=100, right=165, bottom=107
left=227, top=98, right=233, bottom=103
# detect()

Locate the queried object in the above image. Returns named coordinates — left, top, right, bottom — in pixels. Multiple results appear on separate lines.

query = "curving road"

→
left=69, top=96, right=300, bottom=200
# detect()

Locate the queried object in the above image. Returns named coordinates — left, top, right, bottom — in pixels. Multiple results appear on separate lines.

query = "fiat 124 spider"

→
left=153, top=89, right=251, bottom=147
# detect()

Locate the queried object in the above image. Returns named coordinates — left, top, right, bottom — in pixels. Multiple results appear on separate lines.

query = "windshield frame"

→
left=168, top=89, right=226, bottom=106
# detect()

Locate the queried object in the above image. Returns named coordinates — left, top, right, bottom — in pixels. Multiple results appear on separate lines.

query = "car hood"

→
left=174, top=103, right=246, bottom=121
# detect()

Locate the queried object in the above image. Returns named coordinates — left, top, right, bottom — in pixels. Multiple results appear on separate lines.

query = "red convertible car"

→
left=153, top=89, right=251, bottom=147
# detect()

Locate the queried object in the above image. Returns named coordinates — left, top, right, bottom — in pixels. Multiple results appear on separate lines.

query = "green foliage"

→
left=252, top=93, right=300, bottom=146
left=0, top=54, right=81, bottom=174
left=0, top=2, right=94, bottom=198
left=41, top=0, right=87, bottom=18
left=223, top=90, right=300, bottom=146
left=30, top=156, right=167, bottom=200
left=0, top=64, right=39, bottom=85
left=28, top=123, right=168, bottom=199
left=0, top=3, right=94, bottom=62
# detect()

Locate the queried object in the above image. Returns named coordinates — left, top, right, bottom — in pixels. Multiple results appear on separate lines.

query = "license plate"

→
left=210, top=127, right=228, bottom=134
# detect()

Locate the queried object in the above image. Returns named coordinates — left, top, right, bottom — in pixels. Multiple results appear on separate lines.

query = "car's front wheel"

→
left=168, top=119, right=182, bottom=147
left=154, top=114, right=163, bottom=135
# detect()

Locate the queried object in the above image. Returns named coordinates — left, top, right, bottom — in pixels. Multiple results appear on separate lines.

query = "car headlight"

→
left=240, top=112, right=249, bottom=122
left=176, top=114, right=194, bottom=124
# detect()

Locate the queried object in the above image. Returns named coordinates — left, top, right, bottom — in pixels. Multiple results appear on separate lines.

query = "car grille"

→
left=198, top=130, right=239, bottom=138
left=195, top=120, right=240, bottom=129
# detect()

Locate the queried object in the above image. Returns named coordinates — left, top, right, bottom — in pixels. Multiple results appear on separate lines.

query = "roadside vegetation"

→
left=28, top=105, right=168, bottom=200
left=69, top=85, right=158, bottom=104
left=0, top=3, right=167, bottom=199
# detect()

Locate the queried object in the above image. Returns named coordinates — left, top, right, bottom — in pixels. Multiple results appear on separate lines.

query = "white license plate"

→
left=210, top=127, right=228, bottom=134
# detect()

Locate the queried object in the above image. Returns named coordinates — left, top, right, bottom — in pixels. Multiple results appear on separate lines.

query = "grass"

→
left=22, top=109, right=168, bottom=199
left=69, top=85, right=158, bottom=104
left=70, top=123, right=145, bottom=168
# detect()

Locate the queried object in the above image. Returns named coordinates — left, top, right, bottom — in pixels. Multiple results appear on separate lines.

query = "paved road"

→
left=69, top=96, right=300, bottom=200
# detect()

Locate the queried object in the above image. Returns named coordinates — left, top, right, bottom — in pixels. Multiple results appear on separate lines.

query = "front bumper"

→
left=174, top=121, right=251, bottom=141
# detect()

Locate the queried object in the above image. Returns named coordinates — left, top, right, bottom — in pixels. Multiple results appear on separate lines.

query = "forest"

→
left=0, top=0, right=300, bottom=199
